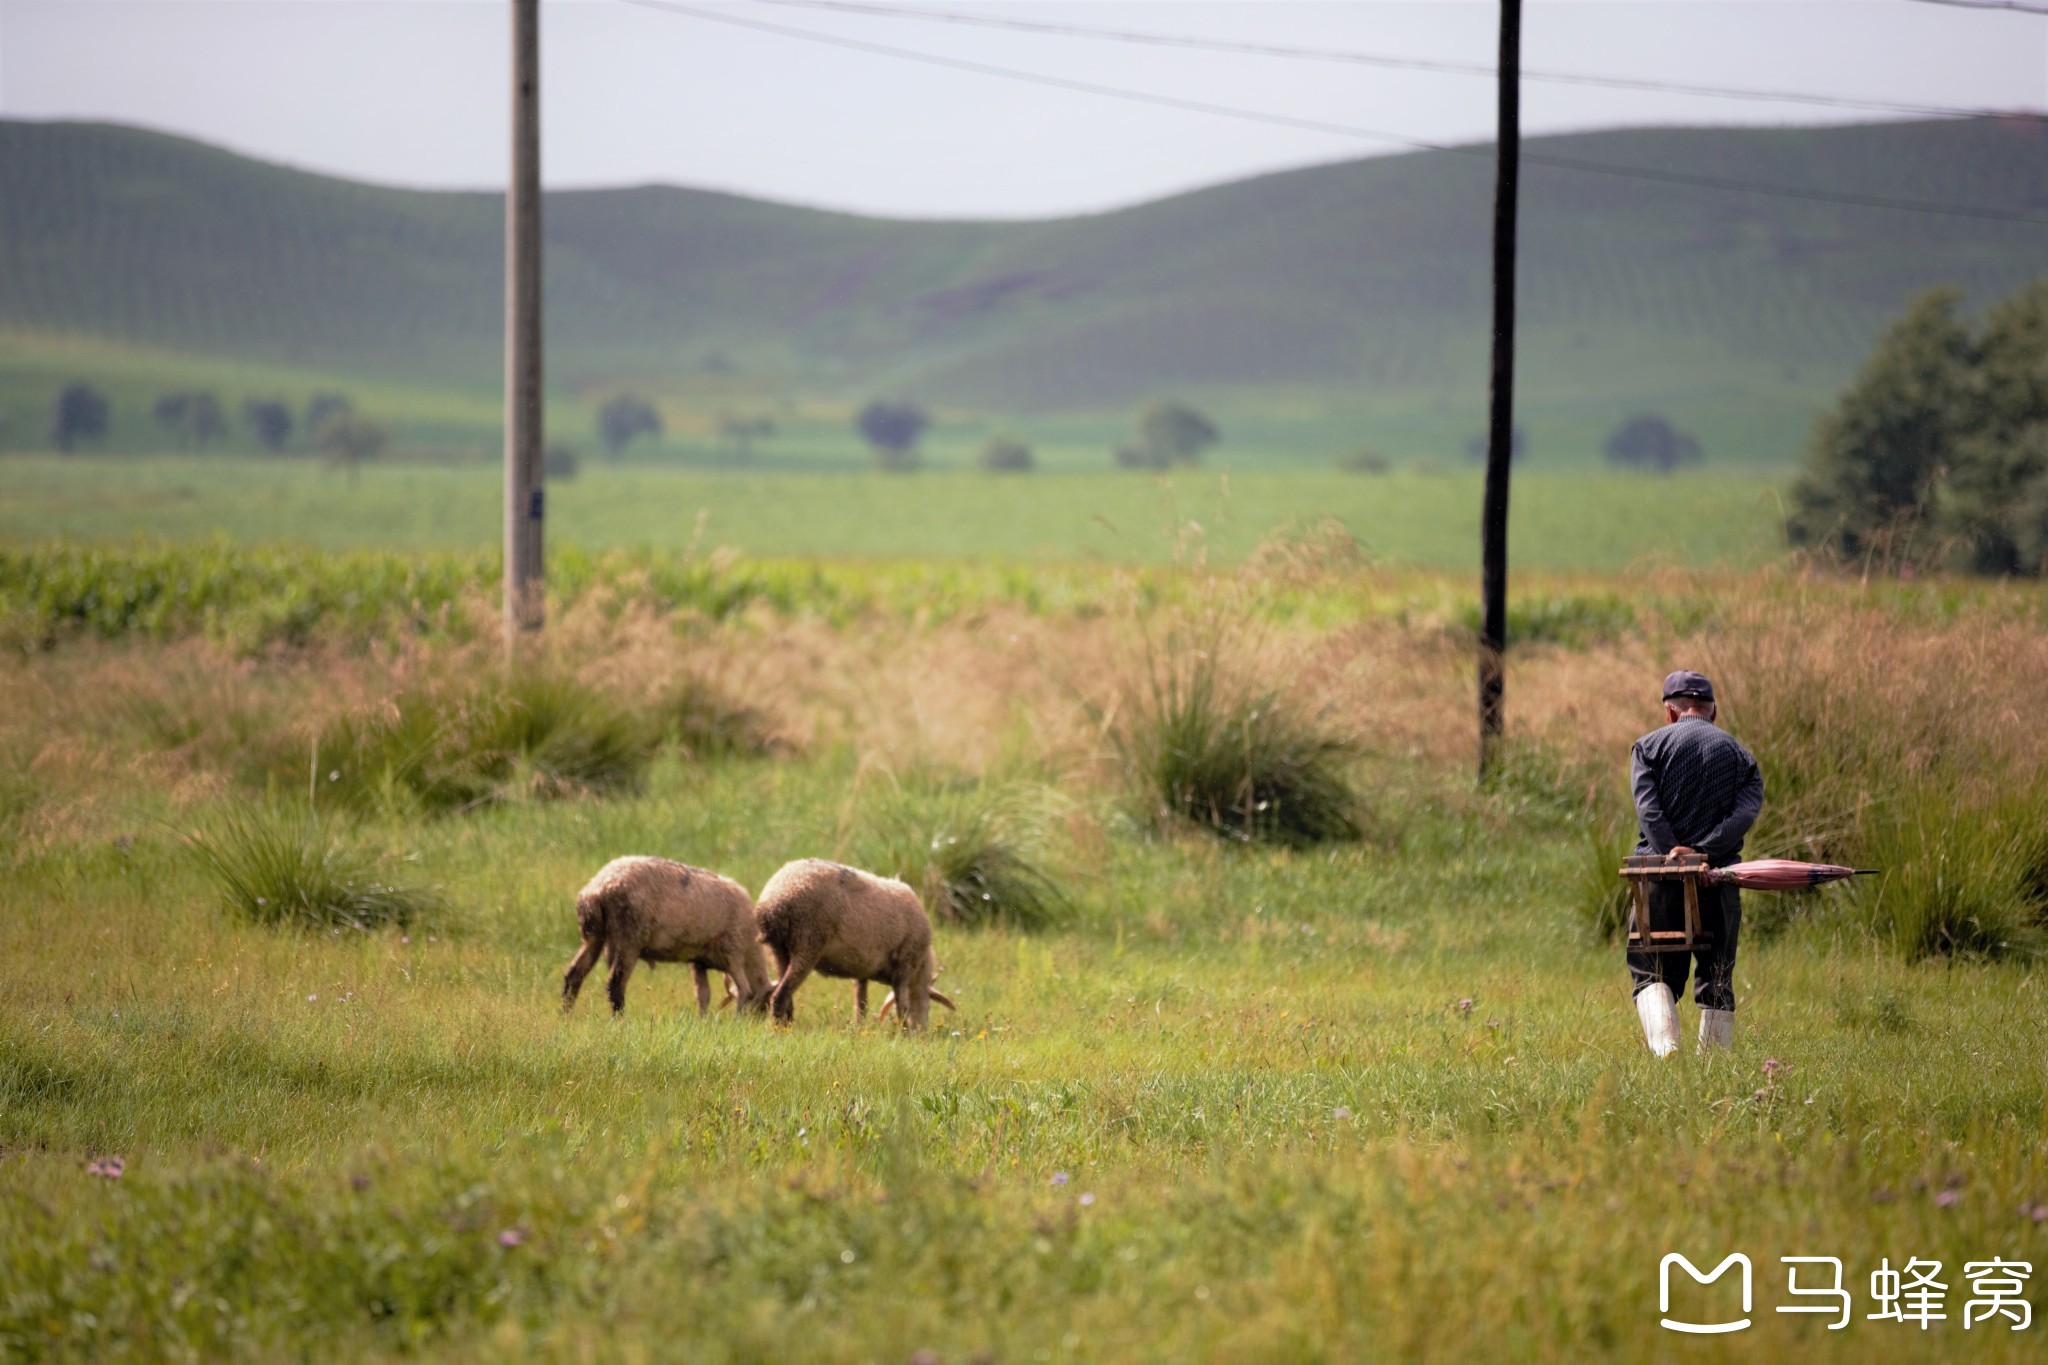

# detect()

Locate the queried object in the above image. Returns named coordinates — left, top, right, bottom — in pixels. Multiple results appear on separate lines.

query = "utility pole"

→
left=1477, top=0, right=1521, bottom=781
left=504, top=0, right=544, bottom=654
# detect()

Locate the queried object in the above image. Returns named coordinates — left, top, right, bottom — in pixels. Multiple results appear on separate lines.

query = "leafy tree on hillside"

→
left=1463, top=426, right=1528, bottom=466
left=50, top=382, right=110, bottom=453
left=598, top=393, right=663, bottom=459
left=1941, top=280, right=2048, bottom=573
left=857, top=400, right=929, bottom=471
left=317, top=413, right=388, bottom=486
left=152, top=391, right=226, bottom=450
left=243, top=399, right=294, bottom=453
left=979, top=434, right=1035, bottom=473
left=1604, top=414, right=1703, bottom=473
left=1789, top=279, right=2048, bottom=573
left=1115, top=400, right=1220, bottom=469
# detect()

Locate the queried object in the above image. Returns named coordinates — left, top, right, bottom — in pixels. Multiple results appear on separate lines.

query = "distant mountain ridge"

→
left=2, top=116, right=2045, bottom=421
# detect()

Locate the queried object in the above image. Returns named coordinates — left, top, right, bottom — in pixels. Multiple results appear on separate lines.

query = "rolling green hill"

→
left=3, top=116, right=2045, bottom=466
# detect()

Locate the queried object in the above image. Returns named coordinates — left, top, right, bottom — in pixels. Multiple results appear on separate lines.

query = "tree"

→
left=1942, top=279, right=2048, bottom=573
left=856, top=400, right=929, bottom=471
left=1604, top=414, right=1702, bottom=473
left=243, top=399, right=294, bottom=453
left=50, top=382, right=110, bottom=453
left=317, top=413, right=388, bottom=486
left=598, top=393, right=662, bottom=459
left=1116, top=400, right=1219, bottom=469
left=1338, top=446, right=1391, bottom=474
left=152, top=391, right=226, bottom=450
left=1463, top=426, right=1527, bottom=465
left=1786, top=288, right=1975, bottom=566
left=305, top=392, right=354, bottom=433
left=543, top=442, right=581, bottom=480
left=718, top=414, right=776, bottom=461
left=1789, top=278, right=2048, bottom=574
left=979, top=434, right=1034, bottom=472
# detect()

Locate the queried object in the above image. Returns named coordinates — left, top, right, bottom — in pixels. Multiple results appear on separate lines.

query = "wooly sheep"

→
left=563, top=856, right=771, bottom=1016
left=753, top=859, right=946, bottom=1029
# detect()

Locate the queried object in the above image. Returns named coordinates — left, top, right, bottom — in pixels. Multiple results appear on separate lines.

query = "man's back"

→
left=1631, top=716, right=1764, bottom=866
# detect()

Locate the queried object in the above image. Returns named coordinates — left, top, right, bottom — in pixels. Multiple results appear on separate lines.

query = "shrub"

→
left=187, top=810, right=438, bottom=931
left=1338, top=447, right=1390, bottom=474
left=978, top=434, right=1034, bottom=473
left=861, top=781, right=1068, bottom=930
left=1107, top=630, right=1363, bottom=848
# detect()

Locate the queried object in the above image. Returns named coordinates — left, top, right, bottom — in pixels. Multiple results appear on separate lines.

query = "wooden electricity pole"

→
left=1477, top=0, right=1521, bottom=780
left=504, top=0, right=545, bottom=653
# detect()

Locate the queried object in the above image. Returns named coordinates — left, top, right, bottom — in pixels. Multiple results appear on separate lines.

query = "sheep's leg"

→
left=606, top=946, right=641, bottom=1015
left=856, top=979, right=869, bottom=1019
left=768, top=954, right=816, bottom=1024
left=891, top=970, right=932, bottom=1032
left=562, top=934, right=604, bottom=1012
left=692, top=964, right=712, bottom=1016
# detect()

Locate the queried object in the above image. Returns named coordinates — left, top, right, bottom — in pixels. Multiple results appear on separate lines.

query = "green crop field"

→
left=0, top=456, right=1788, bottom=570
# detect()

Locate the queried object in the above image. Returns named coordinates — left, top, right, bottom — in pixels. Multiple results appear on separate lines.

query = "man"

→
left=1629, top=670, right=1764, bottom=1056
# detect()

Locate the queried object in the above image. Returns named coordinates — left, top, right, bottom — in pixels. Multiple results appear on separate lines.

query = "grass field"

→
left=0, top=456, right=1789, bottom=570
left=2, top=544, right=2044, bottom=1361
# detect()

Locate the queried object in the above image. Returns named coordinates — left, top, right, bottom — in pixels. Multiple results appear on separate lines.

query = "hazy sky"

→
left=2, top=0, right=2043, bottom=218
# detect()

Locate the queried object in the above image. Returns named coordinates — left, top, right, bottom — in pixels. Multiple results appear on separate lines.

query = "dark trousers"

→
left=1627, top=881, right=1741, bottom=1013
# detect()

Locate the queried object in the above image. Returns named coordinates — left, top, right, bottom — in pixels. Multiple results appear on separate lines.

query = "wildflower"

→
left=840, top=1249, right=856, bottom=1264
left=1456, top=998, right=1474, bottom=1015
left=86, top=1157, right=124, bottom=1179
left=1936, top=1189, right=1962, bottom=1208
left=1078, top=1192, right=1096, bottom=1206
left=2030, top=1204, right=2048, bottom=1222
left=1762, top=1057, right=1791, bottom=1078
left=497, top=1228, right=526, bottom=1248
left=1050, top=1172, right=1068, bottom=1186
left=350, top=1174, right=371, bottom=1191
left=308, top=994, right=318, bottom=1002
left=1333, top=1107, right=1352, bottom=1121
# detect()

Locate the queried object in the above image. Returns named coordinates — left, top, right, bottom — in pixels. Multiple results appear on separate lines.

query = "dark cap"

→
left=1662, top=669, right=1715, bottom=703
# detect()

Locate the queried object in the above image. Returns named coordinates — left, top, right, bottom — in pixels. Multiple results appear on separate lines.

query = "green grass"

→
left=0, top=456, right=1789, bottom=569
left=3, top=749, right=2043, bottom=1361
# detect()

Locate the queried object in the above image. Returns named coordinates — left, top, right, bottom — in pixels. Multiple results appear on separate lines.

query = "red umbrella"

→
left=1706, top=859, right=1878, bottom=890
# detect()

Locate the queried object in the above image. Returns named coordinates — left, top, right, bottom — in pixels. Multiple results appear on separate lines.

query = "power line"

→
left=1904, top=0, right=2048, bottom=14
left=751, top=0, right=2044, bottom=124
left=619, top=0, right=2048, bottom=226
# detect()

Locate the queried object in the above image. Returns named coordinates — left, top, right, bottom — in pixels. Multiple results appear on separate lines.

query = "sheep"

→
left=562, top=856, right=771, bottom=1016
left=753, top=858, right=944, bottom=1029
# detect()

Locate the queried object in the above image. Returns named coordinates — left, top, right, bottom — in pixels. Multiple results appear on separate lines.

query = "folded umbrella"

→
left=1706, top=859, right=1878, bottom=890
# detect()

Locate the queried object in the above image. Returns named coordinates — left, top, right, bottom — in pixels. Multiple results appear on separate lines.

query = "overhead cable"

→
left=751, top=0, right=2044, bottom=124
left=617, top=0, right=2048, bottom=226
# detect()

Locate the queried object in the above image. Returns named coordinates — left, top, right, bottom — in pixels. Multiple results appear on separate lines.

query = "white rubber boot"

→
left=1698, top=1008, right=1734, bottom=1052
left=1635, top=984, right=1680, bottom=1057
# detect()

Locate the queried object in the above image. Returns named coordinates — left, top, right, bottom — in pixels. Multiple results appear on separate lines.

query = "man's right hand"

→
left=1666, top=845, right=1698, bottom=861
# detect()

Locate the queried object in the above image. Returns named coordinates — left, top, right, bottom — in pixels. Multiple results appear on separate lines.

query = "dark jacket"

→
left=1630, top=715, right=1764, bottom=867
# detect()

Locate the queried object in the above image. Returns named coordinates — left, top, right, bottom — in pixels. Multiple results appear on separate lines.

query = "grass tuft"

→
left=186, top=809, right=438, bottom=932
left=651, top=674, right=780, bottom=760
left=1109, top=632, right=1363, bottom=848
left=314, top=671, right=659, bottom=815
left=862, top=781, right=1069, bottom=930
left=1849, top=785, right=2048, bottom=960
